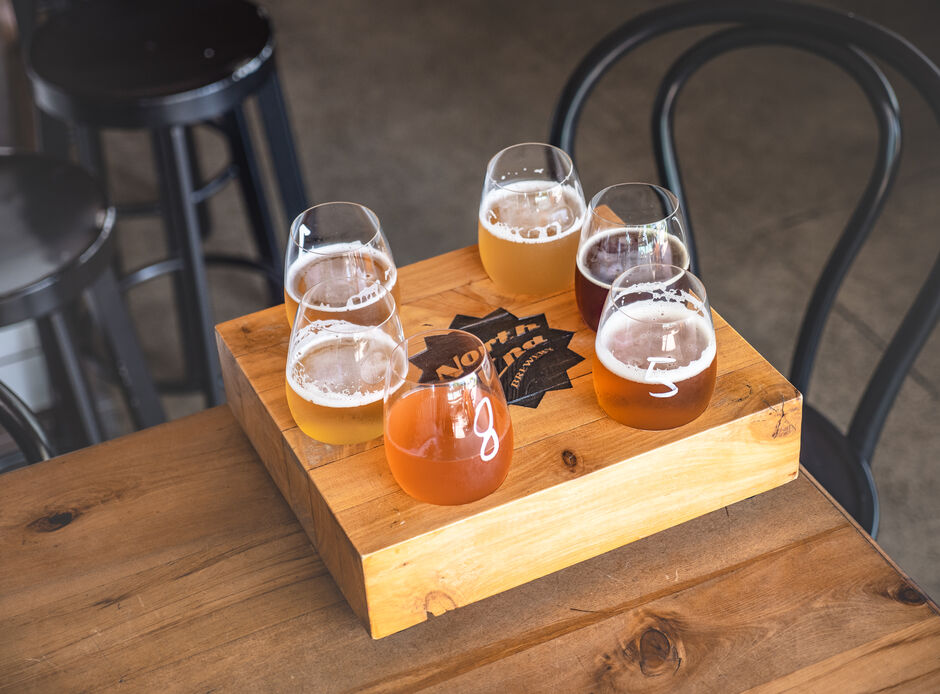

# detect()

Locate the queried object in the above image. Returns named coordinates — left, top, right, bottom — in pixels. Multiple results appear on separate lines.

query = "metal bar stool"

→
left=0, top=152, right=165, bottom=450
left=25, top=0, right=309, bottom=405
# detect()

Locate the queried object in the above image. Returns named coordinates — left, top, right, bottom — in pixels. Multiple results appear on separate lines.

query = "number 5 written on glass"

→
left=646, top=356, right=678, bottom=398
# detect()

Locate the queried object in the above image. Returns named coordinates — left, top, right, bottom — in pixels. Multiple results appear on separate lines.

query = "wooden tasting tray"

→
left=216, top=245, right=802, bottom=639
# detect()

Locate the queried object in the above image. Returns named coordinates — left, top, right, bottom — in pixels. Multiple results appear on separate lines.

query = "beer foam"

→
left=595, top=301, right=716, bottom=384
left=288, top=325, right=403, bottom=407
left=286, top=243, right=397, bottom=304
left=479, top=180, right=584, bottom=244
left=576, top=227, right=690, bottom=289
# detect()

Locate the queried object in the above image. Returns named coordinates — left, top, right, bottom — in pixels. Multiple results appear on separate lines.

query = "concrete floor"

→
left=97, top=1, right=938, bottom=596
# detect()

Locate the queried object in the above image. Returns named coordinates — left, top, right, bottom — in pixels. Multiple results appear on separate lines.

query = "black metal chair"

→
left=550, top=0, right=940, bottom=537
left=0, top=151, right=165, bottom=450
left=0, top=379, right=55, bottom=472
left=23, top=0, right=309, bottom=406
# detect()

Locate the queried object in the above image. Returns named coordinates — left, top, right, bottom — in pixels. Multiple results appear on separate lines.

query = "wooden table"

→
left=2, top=407, right=938, bottom=692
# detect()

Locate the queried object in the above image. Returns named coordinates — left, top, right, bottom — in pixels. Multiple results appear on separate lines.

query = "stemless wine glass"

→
left=285, top=276, right=404, bottom=445
left=478, top=142, right=586, bottom=295
left=593, top=264, right=716, bottom=430
left=383, top=329, right=514, bottom=505
left=284, top=202, right=399, bottom=326
left=575, top=183, right=690, bottom=331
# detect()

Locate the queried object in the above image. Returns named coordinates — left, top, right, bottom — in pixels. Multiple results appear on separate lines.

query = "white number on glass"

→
left=645, top=356, right=678, bottom=398
left=473, top=396, right=500, bottom=462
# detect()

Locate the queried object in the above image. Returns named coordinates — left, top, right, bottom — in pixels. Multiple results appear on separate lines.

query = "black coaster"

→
left=449, top=308, right=584, bottom=408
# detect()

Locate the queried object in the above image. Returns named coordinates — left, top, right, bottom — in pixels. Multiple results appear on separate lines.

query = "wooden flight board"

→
left=216, top=245, right=802, bottom=639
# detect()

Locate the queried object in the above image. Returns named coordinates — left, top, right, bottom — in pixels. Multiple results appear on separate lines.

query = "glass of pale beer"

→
left=284, top=202, right=399, bottom=326
left=576, top=183, right=690, bottom=331
left=594, top=264, right=716, bottom=430
left=384, top=329, right=514, bottom=505
left=286, top=276, right=404, bottom=445
left=478, top=143, right=585, bottom=295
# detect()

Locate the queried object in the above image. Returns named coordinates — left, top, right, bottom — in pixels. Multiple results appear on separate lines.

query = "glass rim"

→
left=390, top=328, right=492, bottom=388
left=485, top=142, right=577, bottom=192
left=289, top=201, right=383, bottom=253
left=294, top=279, right=399, bottom=335
left=608, top=263, right=710, bottom=326
left=588, top=182, right=680, bottom=226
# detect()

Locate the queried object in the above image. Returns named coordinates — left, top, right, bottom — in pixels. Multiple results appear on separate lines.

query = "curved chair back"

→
left=550, top=0, right=940, bottom=471
left=0, top=381, right=55, bottom=470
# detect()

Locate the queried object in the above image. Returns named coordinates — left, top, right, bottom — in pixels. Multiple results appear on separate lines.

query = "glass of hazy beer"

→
left=576, top=183, right=689, bottom=331
left=383, top=329, right=514, bottom=505
left=284, top=202, right=398, bottom=326
left=593, top=264, right=716, bottom=430
left=286, top=276, right=404, bottom=445
left=478, top=143, right=585, bottom=295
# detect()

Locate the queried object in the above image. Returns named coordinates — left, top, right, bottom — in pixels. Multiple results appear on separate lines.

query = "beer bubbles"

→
left=285, top=277, right=404, bottom=445
left=593, top=264, right=716, bottom=430
left=284, top=202, right=398, bottom=327
left=575, top=183, right=690, bottom=331
left=478, top=143, right=585, bottom=295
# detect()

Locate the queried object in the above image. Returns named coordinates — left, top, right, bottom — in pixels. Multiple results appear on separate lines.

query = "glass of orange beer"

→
left=383, top=329, right=514, bottom=505
left=478, top=143, right=585, bottom=295
left=286, top=277, right=404, bottom=445
left=593, top=264, right=716, bottom=430
left=284, top=202, right=399, bottom=326
left=576, top=183, right=689, bottom=331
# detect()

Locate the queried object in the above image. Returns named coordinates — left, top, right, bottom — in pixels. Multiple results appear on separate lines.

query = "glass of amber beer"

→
left=284, top=202, right=399, bottom=326
left=286, top=277, right=404, bottom=445
left=478, top=143, right=585, bottom=295
left=384, top=329, right=514, bottom=505
left=576, top=183, right=689, bottom=331
left=594, top=264, right=716, bottom=430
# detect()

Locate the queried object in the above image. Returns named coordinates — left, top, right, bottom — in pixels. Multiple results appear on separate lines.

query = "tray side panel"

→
left=361, top=389, right=802, bottom=638
left=217, top=331, right=370, bottom=625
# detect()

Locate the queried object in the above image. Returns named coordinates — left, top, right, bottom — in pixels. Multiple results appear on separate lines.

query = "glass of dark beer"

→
left=593, top=264, right=716, bottom=430
left=575, top=183, right=689, bottom=331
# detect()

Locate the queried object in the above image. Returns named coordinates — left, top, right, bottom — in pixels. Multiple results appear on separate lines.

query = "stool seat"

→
left=25, top=0, right=309, bottom=407
left=0, top=151, right=164, bottom=447
left=28, top=0, right=274, bottom=127
left=0, top=153, right=113, bottom=324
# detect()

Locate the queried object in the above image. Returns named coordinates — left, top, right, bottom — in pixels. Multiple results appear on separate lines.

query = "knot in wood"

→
left=28, top=509, right=79, bottom=533
left=895, top=584, right=926, bottom=606
left=423, top=590, right=457, bottom=618
left=637, top=627, right=681, bottom=677
left=561, top=449, right=579, bottom=469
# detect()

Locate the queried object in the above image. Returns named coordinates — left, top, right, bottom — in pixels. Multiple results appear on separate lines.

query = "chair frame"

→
left=0, top=380, right=55, bottom=469
left=550, top=0, right=940, bottom=534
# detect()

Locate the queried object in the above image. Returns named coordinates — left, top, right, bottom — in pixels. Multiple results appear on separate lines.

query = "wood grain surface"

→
left=1, top=406, right=937, bottom=692
left=217, top=245, right=802, bottom=638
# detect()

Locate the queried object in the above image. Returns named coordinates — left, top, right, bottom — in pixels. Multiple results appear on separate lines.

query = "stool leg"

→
left=42, top=310, right=103, bottom=446
left=152, top=126, right=223, bottom=406
left=185, top=126, right=213, bottom=239
left=151, top=132, right=200, bottom=389
left=35, top=316, right=80, bottom=450
left=223, top=106, right=282, bottom=303
left=256, top=71, right=309, bottom=222
left=86, top=268, right=166, bottom=428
